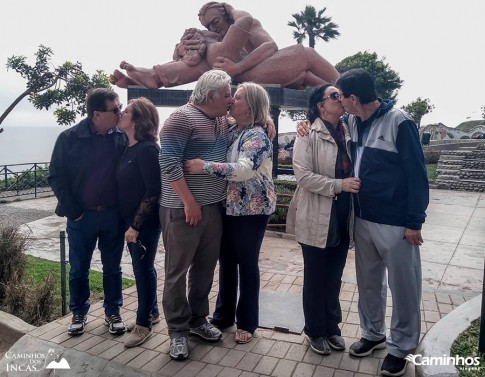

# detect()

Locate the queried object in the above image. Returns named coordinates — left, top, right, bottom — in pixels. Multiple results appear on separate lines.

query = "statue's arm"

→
left=214, top=15, right=277, bottom=76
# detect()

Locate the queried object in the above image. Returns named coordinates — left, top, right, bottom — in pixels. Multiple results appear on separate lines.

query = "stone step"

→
left=436, top=175, right=459, bottom=180
left=461, top=169, right=485, bottom=173
left=436, top=165, right=462, bottom=171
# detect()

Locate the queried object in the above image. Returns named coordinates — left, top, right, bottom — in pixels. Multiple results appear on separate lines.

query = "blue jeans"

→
left=125, top=218, right=161, bottom=328
left=67, top=208, right=124, bottom=316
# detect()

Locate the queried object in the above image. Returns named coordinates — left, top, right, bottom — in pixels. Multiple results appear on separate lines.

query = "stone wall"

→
left=435, top=144, right=485, bottom=192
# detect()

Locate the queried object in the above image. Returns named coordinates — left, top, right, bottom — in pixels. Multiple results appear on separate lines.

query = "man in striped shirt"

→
left=159, top=70, right=234, bottom=360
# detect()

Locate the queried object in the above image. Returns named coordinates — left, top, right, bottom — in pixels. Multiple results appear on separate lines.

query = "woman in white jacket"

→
left=287, top=84, right=360, bottom=355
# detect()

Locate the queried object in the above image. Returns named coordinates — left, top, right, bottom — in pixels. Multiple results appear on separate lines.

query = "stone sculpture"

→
left=111, top=2, right=339, bottom=89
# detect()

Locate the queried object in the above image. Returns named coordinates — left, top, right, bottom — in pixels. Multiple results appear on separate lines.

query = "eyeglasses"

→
left=98, top=104, right=123, bottom=115
left=126, top=239, right=147, bottom=260
left=322, top=92, right=341, bottom=102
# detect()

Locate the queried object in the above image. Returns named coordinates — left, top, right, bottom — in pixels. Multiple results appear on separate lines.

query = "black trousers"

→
left=211, top=214, right=269, bottom=333
left=301, top=232, right=349, bottom=338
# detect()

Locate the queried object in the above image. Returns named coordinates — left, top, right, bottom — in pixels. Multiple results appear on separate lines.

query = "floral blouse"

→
left=203, top=124, right=276, bottom=216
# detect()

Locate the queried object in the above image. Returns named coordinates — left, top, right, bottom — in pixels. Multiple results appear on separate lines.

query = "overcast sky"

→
left=1, top=0, right=484, bottom=132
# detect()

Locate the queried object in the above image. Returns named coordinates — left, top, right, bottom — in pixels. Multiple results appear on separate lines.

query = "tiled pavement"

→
left=0, top=188, right=483, bottom=376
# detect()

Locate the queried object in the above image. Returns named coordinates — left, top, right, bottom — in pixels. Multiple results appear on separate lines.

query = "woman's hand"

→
left=296, top=120, right=311, bottom=137
left=183, top=159, right=205, bottom=174
left=125, top=227, right=139, bottom=244
left=342, top=177, right=361, bottom=193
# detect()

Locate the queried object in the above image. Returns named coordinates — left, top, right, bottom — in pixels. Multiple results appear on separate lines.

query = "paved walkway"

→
left=0, top=188, right=483, bottom=376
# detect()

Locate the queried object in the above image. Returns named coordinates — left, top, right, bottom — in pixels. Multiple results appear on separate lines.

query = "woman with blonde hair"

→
left=184, top=82, right=276, bottom=344
left=116, top=97, right=161, bottom=348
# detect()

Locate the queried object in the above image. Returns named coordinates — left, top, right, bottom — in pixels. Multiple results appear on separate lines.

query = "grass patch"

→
left=451, top=318, right=485, bottom=376
left=25, top=255, right=135, bottom=319
left=426, top=163, right=438, bottom=182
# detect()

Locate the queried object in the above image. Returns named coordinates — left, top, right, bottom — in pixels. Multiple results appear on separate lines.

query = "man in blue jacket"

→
left=48, top=88, right=128, bottom=337
left=338, top=69, right=429, bottom=377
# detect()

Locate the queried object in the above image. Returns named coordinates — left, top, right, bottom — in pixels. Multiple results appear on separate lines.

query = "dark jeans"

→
left=125, top=218, right=161, bottom=328
left=67, top=208, right=124, bottom=316
left=301, top=232, right=349, bottom=338
left=212, top=214, right=269, bottom=334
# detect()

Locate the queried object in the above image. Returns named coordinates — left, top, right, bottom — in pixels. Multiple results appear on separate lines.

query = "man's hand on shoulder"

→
left=297, top=120, right=311, bottom=137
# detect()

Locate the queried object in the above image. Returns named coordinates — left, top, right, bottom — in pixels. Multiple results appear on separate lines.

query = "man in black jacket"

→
left=48, top=88, right=128, bottom=336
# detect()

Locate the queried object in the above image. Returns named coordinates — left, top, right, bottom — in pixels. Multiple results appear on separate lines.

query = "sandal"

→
left=235, top=329, right=253, bottom=344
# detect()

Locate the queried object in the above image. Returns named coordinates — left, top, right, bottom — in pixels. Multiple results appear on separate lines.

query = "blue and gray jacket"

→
left=347, top=99, right=429, bottom=230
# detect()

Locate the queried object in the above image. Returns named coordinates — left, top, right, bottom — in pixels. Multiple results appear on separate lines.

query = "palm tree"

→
left=288, top=5, right=340, bottom=48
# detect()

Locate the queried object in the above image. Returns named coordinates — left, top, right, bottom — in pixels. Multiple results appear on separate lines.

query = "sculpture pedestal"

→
left=128, top=86, right=310, bottom=176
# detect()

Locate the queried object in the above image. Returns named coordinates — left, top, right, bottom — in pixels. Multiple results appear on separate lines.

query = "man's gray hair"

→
left=190, top=70, right=231, bottom=105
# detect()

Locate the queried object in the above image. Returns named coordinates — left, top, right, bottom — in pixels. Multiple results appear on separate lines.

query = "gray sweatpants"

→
left=160, top=202, right=223, bottom=337
left=354, top=217, right=422, bottom=358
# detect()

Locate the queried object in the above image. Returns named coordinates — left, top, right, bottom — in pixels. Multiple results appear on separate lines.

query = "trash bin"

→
left=421, top=132, right=431, bottom=145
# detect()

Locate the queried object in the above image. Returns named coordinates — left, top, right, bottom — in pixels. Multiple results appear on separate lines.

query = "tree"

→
left=0, top=45, right=111, bottom=133
left=288, top=5, right=340, bottom=48
left=401, top=97, right=435, bottom=128
left=335, top=51, right=402, bottom=101
left=481, top=106, right=485, bottom=119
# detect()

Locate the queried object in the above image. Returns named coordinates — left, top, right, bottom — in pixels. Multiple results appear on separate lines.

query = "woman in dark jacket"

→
left=116, top=97, right=161, bottom=348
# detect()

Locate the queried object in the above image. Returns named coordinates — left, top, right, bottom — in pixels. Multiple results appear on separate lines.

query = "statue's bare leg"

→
left=119, top=61, right=162, bottom=88
left=304, top=48, right=340, bottom=84
left=110, top=69, right=143, bottom=88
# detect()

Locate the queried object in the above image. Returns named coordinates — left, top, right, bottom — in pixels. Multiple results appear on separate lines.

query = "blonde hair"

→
left=237, top=82, right=271, bottom=126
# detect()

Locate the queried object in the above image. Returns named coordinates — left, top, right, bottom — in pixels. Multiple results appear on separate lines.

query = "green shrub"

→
left=0, top=224, right=28, bottom=302
left=268, top=180, right=297, bottom=230
left=423, top=149, right=441, bottom=164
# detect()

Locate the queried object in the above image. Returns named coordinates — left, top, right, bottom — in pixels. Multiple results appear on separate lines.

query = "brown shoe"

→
left=124, top=325, right=153, bottom=348
left=127, top=314, right=160, bottom=332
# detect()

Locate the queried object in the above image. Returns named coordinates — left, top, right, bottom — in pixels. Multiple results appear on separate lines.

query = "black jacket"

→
left=48, top=118, right=128, bottom=220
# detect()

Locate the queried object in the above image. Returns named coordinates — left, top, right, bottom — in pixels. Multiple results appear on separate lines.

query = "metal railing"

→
left=0, top=162, right=51, bottom=199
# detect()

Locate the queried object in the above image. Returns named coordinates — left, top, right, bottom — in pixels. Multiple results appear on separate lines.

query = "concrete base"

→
left=415, top=295, right=481, bottom=377
left=0, top=310, right=36, bottom=354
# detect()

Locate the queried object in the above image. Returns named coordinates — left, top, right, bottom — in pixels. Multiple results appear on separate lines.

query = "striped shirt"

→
left=159, top=103, right=228, bottom=208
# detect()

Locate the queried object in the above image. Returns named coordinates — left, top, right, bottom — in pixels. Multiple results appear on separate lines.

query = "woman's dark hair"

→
left=306, top=84, right=332, bottom=123
left=130, top=97, right=160, bottom=142
left=335, top=68, right=377, bottom=104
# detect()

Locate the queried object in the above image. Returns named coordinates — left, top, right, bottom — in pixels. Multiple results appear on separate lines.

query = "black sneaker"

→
left=68, top=314, right=87, bottom=336
left=105, top=314, right=126, bottom=335
left=349, top=337, right=386, bottom=357
left=327, top=335, right=346, bottom=351
left=305, top=335, right=331, bottom=355
left=381, top=353, right=408, bottom=376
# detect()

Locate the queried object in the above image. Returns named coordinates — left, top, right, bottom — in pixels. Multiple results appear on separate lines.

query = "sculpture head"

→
left=198, top=2, right=234, bottom=38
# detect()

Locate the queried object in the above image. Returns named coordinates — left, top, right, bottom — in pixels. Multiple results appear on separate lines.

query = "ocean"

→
left=0, top=125, right=65, bottom=166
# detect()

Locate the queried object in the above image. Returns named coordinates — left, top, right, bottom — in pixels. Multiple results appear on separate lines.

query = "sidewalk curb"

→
left=0, top=310, right=36, bottom=344
left=416, top=294, right=481, bottom=377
